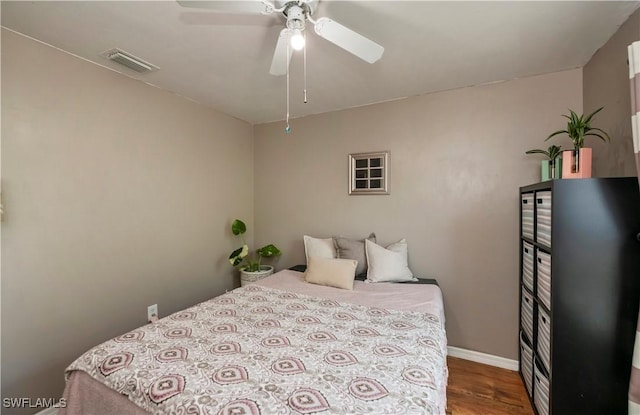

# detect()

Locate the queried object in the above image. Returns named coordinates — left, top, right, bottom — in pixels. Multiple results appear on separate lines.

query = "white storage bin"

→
left=534, top=359, right=550, bottom=415
left=537, top=250, right=552, bottom=310
left=536, top=191, right=552, bottom=247
left=521, top=287, right=534, bottom=342
left=521, top=193, right=534, bottom=240
left=522, top=241, right=534, bottom=291
left=537, top=306, right=551, bottom=372
left=520, top=331, right=533, bottom=397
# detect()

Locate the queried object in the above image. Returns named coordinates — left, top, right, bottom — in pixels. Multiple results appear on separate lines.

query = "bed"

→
left=61, top=268, right=448, bottom=414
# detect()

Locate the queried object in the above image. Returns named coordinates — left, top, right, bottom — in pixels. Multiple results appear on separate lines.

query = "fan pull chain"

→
left=303, top=30, right=307, bottom=104
left=285, top=41, right=291, bottom=134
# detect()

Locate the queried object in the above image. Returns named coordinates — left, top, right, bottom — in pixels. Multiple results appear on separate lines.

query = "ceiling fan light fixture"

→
left=290, top=29, right=305, bottom=50
left=177, top=0, right=383, bottom=130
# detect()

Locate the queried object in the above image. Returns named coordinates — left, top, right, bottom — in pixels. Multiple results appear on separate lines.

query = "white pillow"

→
left=365, top=239, right=416, bottom=283
left=303, top=235, right=337, bottom=264
left=304, top=257, right=357, bottom=290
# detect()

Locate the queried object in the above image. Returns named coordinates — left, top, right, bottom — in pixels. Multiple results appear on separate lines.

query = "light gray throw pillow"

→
left=333, top=233, right=376, bottom=276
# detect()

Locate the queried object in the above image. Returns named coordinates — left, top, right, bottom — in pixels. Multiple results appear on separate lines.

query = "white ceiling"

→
left=2, top=1, right=639, bottom=125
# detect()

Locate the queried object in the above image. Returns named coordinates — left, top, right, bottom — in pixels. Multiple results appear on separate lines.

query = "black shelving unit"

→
left=518, top=177, right=640, bottom=414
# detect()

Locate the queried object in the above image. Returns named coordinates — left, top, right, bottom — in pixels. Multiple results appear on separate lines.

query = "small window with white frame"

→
left=349, top=151, right=389, bottom=195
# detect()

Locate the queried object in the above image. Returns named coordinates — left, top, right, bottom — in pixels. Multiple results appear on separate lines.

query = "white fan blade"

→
left=177, top=1, right=274, bottom=15
left=270, top=29, right=293, bottom=76
left=313, top=17, right=384, bottom=64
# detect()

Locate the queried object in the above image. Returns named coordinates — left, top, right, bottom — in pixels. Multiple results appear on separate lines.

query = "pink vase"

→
left=561, top=148, right=592, bottom=179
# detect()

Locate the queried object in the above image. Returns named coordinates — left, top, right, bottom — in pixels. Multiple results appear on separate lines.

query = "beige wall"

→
left=584, top=8, right=640, bottom=177
left=254, top=69, right=582, bottom=360
left=1, top=29, right=254, bottom=408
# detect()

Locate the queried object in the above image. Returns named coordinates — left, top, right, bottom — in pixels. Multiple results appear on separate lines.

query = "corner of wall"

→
left=583, top=8, right=640, bottom=177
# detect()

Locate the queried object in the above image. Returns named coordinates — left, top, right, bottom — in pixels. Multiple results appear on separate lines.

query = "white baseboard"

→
left=35, top=407, right=59, bottom=415
left=448, top=346, right=519, bottom=371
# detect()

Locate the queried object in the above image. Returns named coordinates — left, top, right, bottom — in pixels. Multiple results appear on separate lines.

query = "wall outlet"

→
left=147, top=304, right=158, bottom=323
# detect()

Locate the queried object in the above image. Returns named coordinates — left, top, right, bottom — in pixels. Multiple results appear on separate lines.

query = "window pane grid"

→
left=349, top=152, right=389, bottom=195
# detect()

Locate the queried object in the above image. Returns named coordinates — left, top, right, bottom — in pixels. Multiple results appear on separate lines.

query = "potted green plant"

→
left=525, top=145, right=563, bottom=180
left=545, top=107, right=611, bottom=178
left=228, top=219, right=281, bottom=286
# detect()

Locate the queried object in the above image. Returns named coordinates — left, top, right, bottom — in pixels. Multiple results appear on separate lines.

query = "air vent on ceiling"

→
left=99, top=48, right=159, bottom=74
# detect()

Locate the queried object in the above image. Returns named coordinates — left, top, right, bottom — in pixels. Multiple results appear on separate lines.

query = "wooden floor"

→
left=446, top=356, right=534, bottom=415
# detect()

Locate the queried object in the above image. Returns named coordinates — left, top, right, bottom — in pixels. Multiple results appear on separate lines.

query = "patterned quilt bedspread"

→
left=66, top=284, right=447, bottom=414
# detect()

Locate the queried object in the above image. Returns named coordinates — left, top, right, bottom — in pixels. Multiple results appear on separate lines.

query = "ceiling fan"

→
left=177, top=0, right=384, bottom=76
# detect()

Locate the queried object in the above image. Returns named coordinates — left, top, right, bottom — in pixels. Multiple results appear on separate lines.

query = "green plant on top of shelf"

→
left=544, top=107, right=611, bottom=149
left=525, top=145, right=563, bottom=161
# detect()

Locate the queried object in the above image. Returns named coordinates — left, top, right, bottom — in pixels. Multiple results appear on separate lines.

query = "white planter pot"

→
left=240, top=265, right=274, bottom=287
